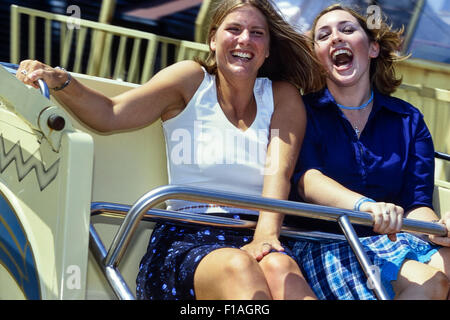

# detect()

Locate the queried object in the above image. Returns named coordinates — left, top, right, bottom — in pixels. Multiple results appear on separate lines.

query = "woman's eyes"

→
left=251, top=31, right=265, bottom=37
left=342, top=26, right=355, bottom=33
left=316, top=32, right=329, bottom=40
left=226, top=27, right=264, bottom=36
left=316, top=26, right=355, bottom=40
left=227, top=27, right=240, bottom=32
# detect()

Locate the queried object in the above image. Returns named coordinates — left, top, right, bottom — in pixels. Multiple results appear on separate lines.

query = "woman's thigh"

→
left=427, top=246, right=450, bottom=278
left=393, top=259, right=448, bottom=299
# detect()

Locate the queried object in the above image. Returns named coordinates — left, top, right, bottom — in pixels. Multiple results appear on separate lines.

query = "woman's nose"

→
left=331, top=31, right=343, bottom=44
left=238, top=29, right=250, bottom=44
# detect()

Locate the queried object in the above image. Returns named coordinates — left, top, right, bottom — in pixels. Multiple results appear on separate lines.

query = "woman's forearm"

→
left=51, top=77, right=116, bottom=132
left=405, top=206, right=439, bottom=222
left=299, top=169, right=363, bottom=210
left=23, top=64, right=117, bottom=132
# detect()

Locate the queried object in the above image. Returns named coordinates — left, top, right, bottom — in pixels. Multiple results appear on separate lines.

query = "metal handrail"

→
left=91, top=184, right=447, bottom=300
left=90, top=202, right=347, bottom=242
left=89, top=201, right=350, bottom=299
left=105, top=185, right=447, bottom=267
left=436, top=151, right=450, bottom=162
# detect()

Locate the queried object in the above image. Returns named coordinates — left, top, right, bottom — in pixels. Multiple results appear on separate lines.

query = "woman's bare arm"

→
left=17, top=60, right=203, bottom=132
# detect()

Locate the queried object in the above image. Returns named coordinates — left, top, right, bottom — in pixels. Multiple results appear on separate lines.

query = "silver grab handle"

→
left=0, top=63, right=50, bottom=99
left=37, top=78, right=50, bottom=99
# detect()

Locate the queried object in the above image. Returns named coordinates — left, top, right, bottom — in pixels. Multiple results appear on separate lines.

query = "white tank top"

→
left=162, top=68, right=274, bottom=214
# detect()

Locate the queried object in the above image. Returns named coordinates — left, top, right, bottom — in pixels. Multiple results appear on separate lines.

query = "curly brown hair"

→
left=197, top=0, right=322, bottom=94
left=311, top=4, right=410, bottom=95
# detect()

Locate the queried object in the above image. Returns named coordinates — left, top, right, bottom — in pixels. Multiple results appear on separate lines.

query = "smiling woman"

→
left=15, top=0, right=322, bottom=301
left=312, top=9, right=381, bottom=92
left=210, top=5, right=270, bottom=78
left=287, top=4, right=450, bottom=300
left=134, top=0, right=322, bottom=300
left=200, top=0, right=322, bottom=92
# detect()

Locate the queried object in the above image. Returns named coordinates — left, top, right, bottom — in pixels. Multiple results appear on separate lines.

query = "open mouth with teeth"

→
left=331, top=48, right=353, bottom=69
left=231, top=50, right=253, bottom=61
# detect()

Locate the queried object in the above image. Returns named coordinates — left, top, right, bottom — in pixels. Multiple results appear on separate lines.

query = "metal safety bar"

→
left=89, top=202, right=347, bottom=300
left=90, top=202, right=347, bottom=242
left=89, top=184, right=447, bottom=300
left=338, top=215, right=390, bottom=300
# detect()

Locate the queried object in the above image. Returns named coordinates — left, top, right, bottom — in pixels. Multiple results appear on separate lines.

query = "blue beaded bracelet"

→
left=354, top=197, right=375, bottom=211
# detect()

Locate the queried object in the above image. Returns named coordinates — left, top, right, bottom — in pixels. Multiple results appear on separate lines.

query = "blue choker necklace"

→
left=336, top=90, right=374, bottom=110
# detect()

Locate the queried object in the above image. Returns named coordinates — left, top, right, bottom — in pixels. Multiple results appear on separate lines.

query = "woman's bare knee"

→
left=259, top=253, right=316, bottom=300
left=428, top=247, right=450, bottom=279
left=194, top=248, right=271, bottom=299
left=259, top=252, right=299, bottom=275
left=394, top=260, right=450, bottom=300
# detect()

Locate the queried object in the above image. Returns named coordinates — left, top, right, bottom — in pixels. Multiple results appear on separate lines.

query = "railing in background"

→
left=10, top=5, right=209, bottom=84
left=394, top=82, right=450, bottom=181
left=396, top=83, right=450, bottom=153
left=194, top=0, right=214, bottom=43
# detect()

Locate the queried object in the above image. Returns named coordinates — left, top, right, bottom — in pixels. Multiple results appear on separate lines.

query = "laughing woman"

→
left=288, top=5, right=450, bottom=300
left=17, top=0, right=321, bottom=299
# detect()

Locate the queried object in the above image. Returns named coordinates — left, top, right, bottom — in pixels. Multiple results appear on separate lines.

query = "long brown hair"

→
left=197, top=0, right=322, bottom=93
left=311, top=4, right=409, bottom=95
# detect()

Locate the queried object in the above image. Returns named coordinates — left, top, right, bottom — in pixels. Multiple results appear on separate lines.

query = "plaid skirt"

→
left=287, top=233, right=440, bottom=300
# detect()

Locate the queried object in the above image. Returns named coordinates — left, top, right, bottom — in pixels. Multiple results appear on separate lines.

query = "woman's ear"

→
left=369, top=41, right=380, bottom=58
left=210, top=31, right=217, bottom=52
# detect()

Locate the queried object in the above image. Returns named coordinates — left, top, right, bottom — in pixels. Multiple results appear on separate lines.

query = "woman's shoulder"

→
left=271, top=81, right=302, bottom=101
left=377, top=91, right=424, bottom=118
left=162, top=60, right=205, bottom=82
left=158, top=61, right=206, bottom=99
left=271, top=80, right=297, bottom=90
left=271, top=81, right=304, bottom=112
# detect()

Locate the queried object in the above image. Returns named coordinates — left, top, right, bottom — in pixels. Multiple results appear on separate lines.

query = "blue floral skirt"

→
left=136, top=220, right=295, bottom=300
left=287, top=233, right=440, bottom=300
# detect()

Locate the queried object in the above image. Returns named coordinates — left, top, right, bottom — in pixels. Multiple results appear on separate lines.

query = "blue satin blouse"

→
left=288, top=88, right=435, bottom=236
